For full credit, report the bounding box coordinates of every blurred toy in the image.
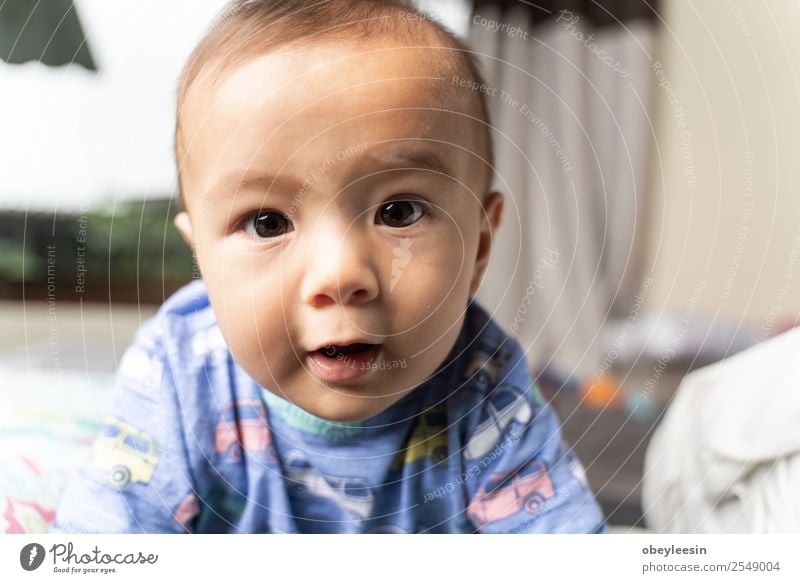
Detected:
[624,391,659,422]
[579,373,623,409]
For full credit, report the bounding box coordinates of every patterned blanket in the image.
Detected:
[0,366,111,533]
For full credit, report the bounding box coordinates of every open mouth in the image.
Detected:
[306,342,384,383]
[313,343,379,359]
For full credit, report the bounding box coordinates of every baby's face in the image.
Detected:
[176,42,502,421]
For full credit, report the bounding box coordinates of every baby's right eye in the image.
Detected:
[243,210,294,239]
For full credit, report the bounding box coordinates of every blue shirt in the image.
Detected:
[53,280,606,534]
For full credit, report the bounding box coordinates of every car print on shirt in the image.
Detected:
[117,346,163,398]
[463,346,508,391]
[215,398,274,461]
[464,385,532,460]
[92,417,158,487]
[173,492,200,531]
[467,461,555,525]
[191,326,229,365]
[391,405,449,471]
[283,451,374,520]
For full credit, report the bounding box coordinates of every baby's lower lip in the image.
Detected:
[306,344,383,383]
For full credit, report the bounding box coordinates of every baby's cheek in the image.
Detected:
[218,303,298,380]
[385,238,471,346]
[392,232,470,303]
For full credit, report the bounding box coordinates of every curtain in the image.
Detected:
[470,0,659,381]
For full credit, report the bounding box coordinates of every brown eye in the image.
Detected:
[376,200,425,228]
[246,211,293,238]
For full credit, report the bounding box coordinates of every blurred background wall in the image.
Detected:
[646,0,800,332]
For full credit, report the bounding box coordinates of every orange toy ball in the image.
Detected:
[580,374,623,409]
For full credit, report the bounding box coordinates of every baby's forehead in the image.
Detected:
[253,44,459,101]
[188,40,479,132]
[188,45,482,158]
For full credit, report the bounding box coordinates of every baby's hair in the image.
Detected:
[174,0,495,208]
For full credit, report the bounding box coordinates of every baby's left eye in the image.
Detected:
[243,210,294,239]
[375,200,425,228]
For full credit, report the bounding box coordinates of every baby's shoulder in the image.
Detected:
[125,279,226,369]
[132,278,214,339]
[448,301,542,427]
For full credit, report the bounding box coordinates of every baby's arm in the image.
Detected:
[52,322,197,533]
[461,341,606,534]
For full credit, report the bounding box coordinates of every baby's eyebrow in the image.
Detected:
[204,147,458,204]
[204,172,303,203]
[349,148,458,183]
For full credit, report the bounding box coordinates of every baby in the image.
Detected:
[53,0,605,533]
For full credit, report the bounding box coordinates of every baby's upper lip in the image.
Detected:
[308,339,382,352]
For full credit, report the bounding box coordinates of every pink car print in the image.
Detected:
[467,462,555,525]
[215,399,273,461]
[173,493,200,531]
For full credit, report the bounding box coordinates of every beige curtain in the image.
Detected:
[470,1,658,380]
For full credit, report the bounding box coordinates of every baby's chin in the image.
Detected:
[273,383,414,423]
[304,402,389,423]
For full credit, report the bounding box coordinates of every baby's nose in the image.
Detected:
[300,226,379,308]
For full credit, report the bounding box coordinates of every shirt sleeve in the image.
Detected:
[51,319,198,534]
[460,338,607,534]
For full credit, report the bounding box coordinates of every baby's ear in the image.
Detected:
[469,191,504,296]
[173,211,195,248]
[482,191,504,231]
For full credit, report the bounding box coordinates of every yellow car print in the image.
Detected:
[392,406,448,470]
[92,417,158,487]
